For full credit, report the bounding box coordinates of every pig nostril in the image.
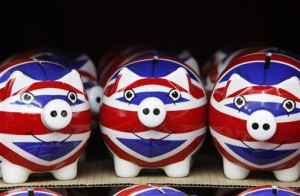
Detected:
[61,110,68,117]
[50,111,57,117]
[153,108,160,115]
[252,123,259,130]
[263,123,270,131]
[143,108,150,115]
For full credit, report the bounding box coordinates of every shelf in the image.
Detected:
[0,156,299,191]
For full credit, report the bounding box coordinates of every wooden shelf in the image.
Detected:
[0,156,299,190]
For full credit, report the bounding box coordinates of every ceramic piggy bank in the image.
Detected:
[237,185,300,196]
[202,46,277,95]
[209,50,300,181]
[99,48,207,177]
[4,51,103,116]
[113,184,187,196]
[0,57,91,183]
[0,187,62,196]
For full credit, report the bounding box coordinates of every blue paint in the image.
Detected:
[220,62,300,85]
[0,61,72,83]
[243,188,299,196]
[117,138,186,158]
[226,143,297,165]
[225,101,300,117]
[135,188,186,196]
[110,59,199,82]
[12,95,84,108]
[116,91,189,105]
[14,141,81,161]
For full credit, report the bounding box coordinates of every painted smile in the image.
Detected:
[239,139,285,151]
[26,130,73,143]
[129,130,174,141]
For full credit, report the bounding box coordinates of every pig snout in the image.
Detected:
[41,100,72,130]
[138,97,166,128]
[246,110,277,141]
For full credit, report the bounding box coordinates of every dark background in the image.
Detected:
[0,1,299,195]
[1,0,300,64]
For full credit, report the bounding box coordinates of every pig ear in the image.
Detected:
[226,73,252,97]
[178,49,200,75]
[165,67,190,92]
[76,54,97,80]
[183,57,200,75]
[116,67,141,91]
[276,76,300,98]
[10,71,36,95]
[58,69,84,92]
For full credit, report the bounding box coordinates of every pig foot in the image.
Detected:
[274,162,300,182]
[223,156,250,179]
[164,156,191,177]
[52,160,78,180]
[114,155,141,177]
[1,160,30,183]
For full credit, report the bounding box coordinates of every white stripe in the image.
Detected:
[101,126,206,162]
[103,94,206,111]
[0,131,90,166]
[210,128,300,169]
[211,94,300,122]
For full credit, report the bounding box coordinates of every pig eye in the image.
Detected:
[124,89,135,102]
[67,91,78,104]
[282,99,295,113]
[21,92,35,104]
[234,95,246,110]
[169,89,181,102]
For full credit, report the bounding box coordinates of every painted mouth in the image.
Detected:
[26,130,73,143]
[129,130,174,141]
[239,139,285,151]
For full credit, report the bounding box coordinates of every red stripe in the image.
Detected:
[0,140,89,171]
[224,53,300,75]
[12,81,84,96]
[115,185,153,195]
[225,86,300,102]
[212,136,300,171]
[100,103,207,133]
[104,77,205,99]
[0,110,91,134]
[209,105,300,143]
[78,70,97,82]
[103,133,204,167]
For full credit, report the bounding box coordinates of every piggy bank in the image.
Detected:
[0,187,62,196]
[0,57,91,183]
[99,48,207,177]
[3,51,103,116]
[202,46,277,95]
[209,49,300,181]
[237,185,300,196]
[113,184,187,196]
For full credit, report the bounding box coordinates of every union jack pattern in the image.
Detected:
[100,48,207,177]
[209,48,300,181]
[0,57,91,183]
[0,187,62,196]
[113,184,187,196]
[237,185,300,196]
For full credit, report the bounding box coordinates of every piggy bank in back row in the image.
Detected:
[99,47,207,177]
[0,57,91,183]
[209,48,300,181]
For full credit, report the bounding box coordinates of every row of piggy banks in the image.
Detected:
[0,45,298,184]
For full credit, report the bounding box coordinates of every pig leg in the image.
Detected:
[164,156,191,177]
[1,160,30,183]
[274,162,300,182]
[223,156,250,179]
[52,160,78,180]
[114,155,141,177]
